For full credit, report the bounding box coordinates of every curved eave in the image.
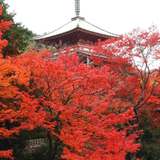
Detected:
[35,28,79,41]
[77,27,115,39]
[35,27,115,43]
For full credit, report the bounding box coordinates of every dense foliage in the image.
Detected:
[92,26,160,129]
[0,4,160,160]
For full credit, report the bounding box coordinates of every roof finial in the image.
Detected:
[75,0,80,17]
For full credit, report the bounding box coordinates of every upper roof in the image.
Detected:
[34,16,119,41]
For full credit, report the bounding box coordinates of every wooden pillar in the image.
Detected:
[87,57,90,65]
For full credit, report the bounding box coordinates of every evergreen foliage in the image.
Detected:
[0,0,34,57]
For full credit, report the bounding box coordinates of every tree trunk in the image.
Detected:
[130,153,136,160]
[52,139,59,160]
[47,131,53,160]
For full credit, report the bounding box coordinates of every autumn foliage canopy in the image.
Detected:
[0,4,160,160]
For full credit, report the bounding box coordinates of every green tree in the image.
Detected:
[0,0,34,57]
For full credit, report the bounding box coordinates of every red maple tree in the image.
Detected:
[0,4,146,159]
[0,5,14,159]
[92,25,160,130]
[0,6,46,159]
[15,50,142,160]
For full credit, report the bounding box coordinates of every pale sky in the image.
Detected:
[4,0,160,36]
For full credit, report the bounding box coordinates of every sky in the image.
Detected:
[4,0,160,36]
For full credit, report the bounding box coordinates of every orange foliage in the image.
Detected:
[0,6,32,159]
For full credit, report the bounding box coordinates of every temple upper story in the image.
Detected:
[34,0,119,61]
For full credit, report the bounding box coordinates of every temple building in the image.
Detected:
[34,0,118,64]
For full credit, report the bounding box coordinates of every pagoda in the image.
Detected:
[34,0,118,64]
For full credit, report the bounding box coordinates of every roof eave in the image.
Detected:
[34,27,116,43]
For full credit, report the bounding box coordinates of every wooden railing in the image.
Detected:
[26,138,47,148]
[53,44,95,55]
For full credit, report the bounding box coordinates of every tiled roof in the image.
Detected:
[34,16,119,40]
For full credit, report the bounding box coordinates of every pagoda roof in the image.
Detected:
[34,16,119,41]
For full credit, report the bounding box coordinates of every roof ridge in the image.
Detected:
[84,19,119,37]
[34,20,72,40]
